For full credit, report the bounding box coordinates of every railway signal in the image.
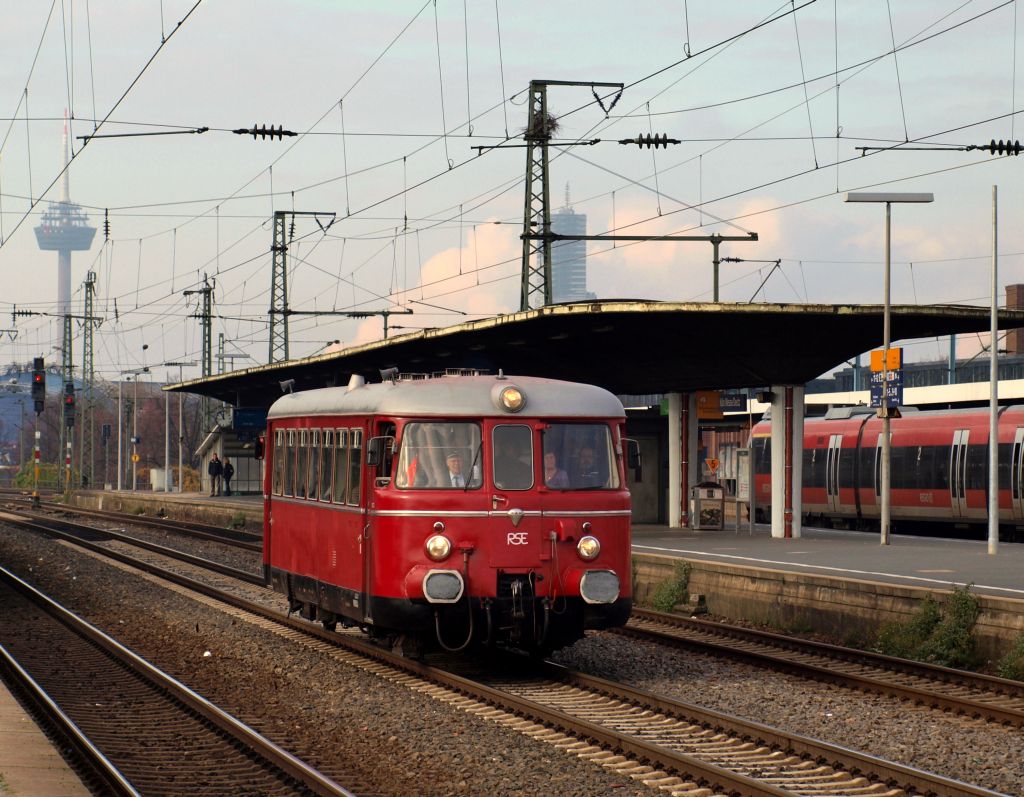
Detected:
[31,357,45,415]
[64,382,76,428]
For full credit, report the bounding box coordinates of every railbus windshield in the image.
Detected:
[541,423,619,490]
[394,421,483,489]
[393,420,620,491]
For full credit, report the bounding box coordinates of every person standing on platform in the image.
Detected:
[223,457,234,497]
[208,454,223,497]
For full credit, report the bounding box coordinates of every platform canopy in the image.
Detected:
[167,301,1024,407]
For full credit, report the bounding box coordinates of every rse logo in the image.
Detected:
[506,532,529,546]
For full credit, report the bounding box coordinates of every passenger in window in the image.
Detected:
[571,446,603,488]
[494,436,532,489]
[543,451,569,488]
[446,451,468,488]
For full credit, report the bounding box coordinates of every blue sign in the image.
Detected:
[232,407,268,431]
[870,369,903,408]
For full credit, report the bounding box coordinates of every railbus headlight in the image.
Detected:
[425,534,453,561]
[499,386,525,412]
[577,535,601,561]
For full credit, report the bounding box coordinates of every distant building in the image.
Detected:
[550,186,596,303]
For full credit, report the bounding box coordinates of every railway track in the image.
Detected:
[0,495,262,550]
[0,516,1005,796]
[622,608,1024,728]
[0,565,354,797]
[0,507,263,585]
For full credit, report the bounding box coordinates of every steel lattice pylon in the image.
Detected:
[268,211,289,363]
[80,271,96,487]
[58,313,73,491]
[520,82,553,311]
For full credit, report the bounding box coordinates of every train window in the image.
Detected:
[308,430,321,501]
[296,430,309,498]
[283,430,296,497]
[272,430,285,496]
[348,429,362,505]
[541,424,619,490]
[394,422,482,489]
[333,430,349,505]
[320,430,334,502]
[492,425,534,490]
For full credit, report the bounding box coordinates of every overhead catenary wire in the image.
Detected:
[16,2,1024,372]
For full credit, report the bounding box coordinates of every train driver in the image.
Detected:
[446,451,468,488]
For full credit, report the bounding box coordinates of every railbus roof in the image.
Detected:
[267,373,625,421]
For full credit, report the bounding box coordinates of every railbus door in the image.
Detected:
[825,434,842,512]
[1011,428,1024,520]
[872,433,882,510]
[950,429,970,518]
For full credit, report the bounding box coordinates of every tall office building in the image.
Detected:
[550,186,595,303]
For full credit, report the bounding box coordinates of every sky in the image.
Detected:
[0,0,1022,386]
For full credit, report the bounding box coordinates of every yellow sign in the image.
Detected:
[870,347,902,372]
[706,457,720,474]
[696,390,723,420]
[131,453,140,463]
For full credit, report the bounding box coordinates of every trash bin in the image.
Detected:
[690,481,724,530]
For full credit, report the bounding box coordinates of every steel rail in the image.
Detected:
[0,644,141,797]
[625,608,1024,728]
[0,565,356,797]
[0,516,1003,796]
[535,660,1004,797]
[24,497,261,549]
[0,508,262,585]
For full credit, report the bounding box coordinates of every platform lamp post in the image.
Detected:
[164,361,197,493]
[844,192,934,546]
[119,366,149,492]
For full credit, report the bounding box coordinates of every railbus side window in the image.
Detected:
[283,430,295,497]
[348,429,362,505]
[320,430,334,502]
[272,430,285,495]
[333,430,349,505]
[308,430,321,500]
[296,430,309,498]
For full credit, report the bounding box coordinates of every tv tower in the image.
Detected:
[34,117,96,324]
[34,117,96,491]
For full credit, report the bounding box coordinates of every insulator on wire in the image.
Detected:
[232,124,298,141]
[985,139,1022,156]
[618,133,681,149]
[103,209,110,241]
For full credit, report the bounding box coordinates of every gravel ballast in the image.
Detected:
[0,525,656,797]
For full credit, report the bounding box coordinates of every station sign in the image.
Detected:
[869,368,903,408]
[233,407,269,431]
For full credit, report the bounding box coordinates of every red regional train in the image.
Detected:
[262,371,634,654]
[751,405,1024,538]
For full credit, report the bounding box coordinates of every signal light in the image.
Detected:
[64,382,75,428]
[31,357,45,414]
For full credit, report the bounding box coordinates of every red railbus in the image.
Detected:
[263,371,634,654]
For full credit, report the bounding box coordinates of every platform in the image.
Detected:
[633,523,1024,599]
[632,523,1024,661]
[0,679,91,797]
